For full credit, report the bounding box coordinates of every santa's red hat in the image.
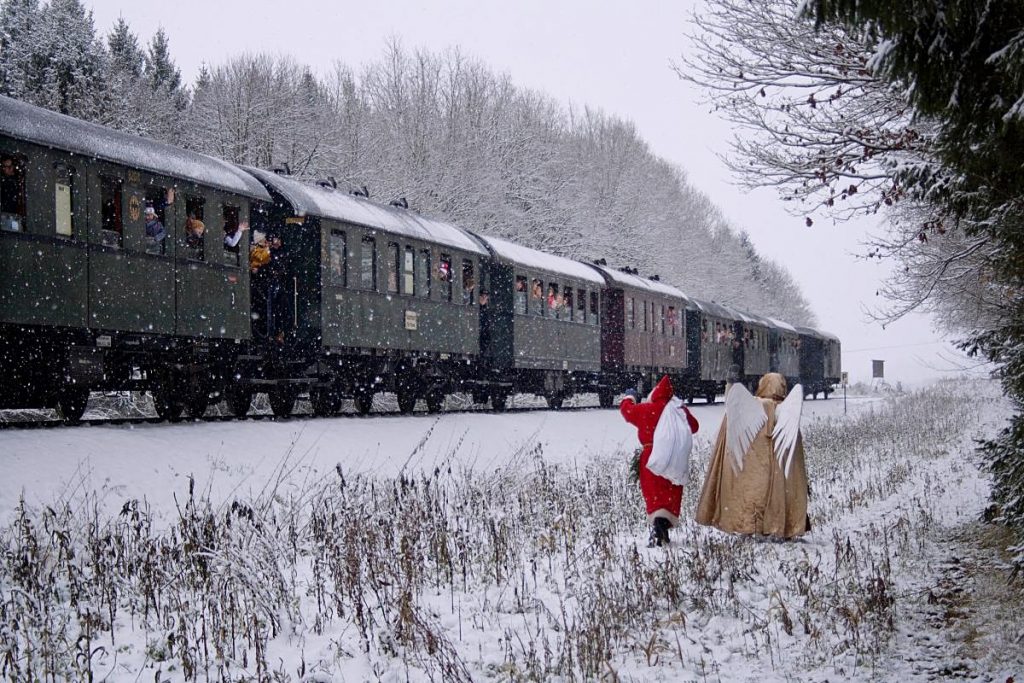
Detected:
[647,375,674,404]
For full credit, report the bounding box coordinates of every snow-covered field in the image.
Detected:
[1,381,1021,681]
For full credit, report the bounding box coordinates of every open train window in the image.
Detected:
[576,288,586,323]
[142,187,170,255]
[642,299,648,331]
[515,276,527,314]
[462,259,475,304]
[589,291,599,325]
[531,278,544,316]
[627,297,635,329]
[417,248,430,298]
[222,204,242,266]
[668,306,678,336]
[439,254,453,301]
[99,175,122,247]
[54,163,74,238]
[0,154,27,232]
[361,236,377,290]
[387,242,400,293]
[329,230,347,286]
[660,305,666,335]
[404,247,416,295]
[184,195,205,261]
[563,287,574,321]
[547,283,560,316]
[652,302,658,335]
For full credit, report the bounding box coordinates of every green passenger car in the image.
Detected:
[0,96,270,420]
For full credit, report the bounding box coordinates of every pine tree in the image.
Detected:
[805,0,1024,574]
[0,0,40,99]
[145,27,181,93]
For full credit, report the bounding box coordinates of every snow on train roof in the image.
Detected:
[767,317,798,332]
[688,298,738,319]
[794,325,840,341]
[246,168,485,255]
[473,235,604,284]
[591,266,689,300]
[0,96,270,200]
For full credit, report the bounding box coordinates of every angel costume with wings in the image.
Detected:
[695,373,810,539]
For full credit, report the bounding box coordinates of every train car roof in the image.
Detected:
[246,167,485,255]
[794,325,840,342]
[767,317,798,333]
[471,234,605,285]
[686,298,737,319]
[0,96,271,201]
[590,266,690,300]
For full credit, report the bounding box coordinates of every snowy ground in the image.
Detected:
[1,381,1021,681]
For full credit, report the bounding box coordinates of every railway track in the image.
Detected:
[0,399,634,431]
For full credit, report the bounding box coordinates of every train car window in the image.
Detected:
[222,204,242,266]
[642,299,648,331]
[627,297,635,329]
[660,305,666,335]
[439,253,453,301]
[184,195,205,261]
[417,248,430,298]
[462,259,475,304]
[328,230,347,286]
[576,288,586,323]
[531,278,543,316]
[403,246,416,296]
[668,306,677,336]
[515,276,527,314]
[143,188,169,255]
[563,287,574,321]
[360,236,377,290]
[53,163,74,237]
[589,291,599,325]
[99,175,122,247]
[0,154,27,232]
[387,242,400,293]
[547,283,560,316]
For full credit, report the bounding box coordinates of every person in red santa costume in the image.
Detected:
[620,375,699,546]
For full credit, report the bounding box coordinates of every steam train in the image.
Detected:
[0,95,841,422]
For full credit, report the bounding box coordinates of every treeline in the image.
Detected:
[0,0,815,325]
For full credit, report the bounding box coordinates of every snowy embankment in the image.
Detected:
[0,382,1020,681]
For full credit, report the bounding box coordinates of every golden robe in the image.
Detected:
[695,375,809,539]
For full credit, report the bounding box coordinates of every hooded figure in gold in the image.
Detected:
[695,373,809,539]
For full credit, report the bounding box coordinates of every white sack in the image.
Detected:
[646,396,693,485]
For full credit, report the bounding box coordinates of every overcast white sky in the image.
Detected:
[83,0,981,385]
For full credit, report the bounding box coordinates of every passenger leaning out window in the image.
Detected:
[144,187,174,253]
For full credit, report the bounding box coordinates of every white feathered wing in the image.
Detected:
[772,384,804,478]
[721,383,767,474]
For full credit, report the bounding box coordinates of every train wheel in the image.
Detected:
[426,392,444,414]
[153,390,184,421]
[396,390,417,414]
[226,388,252,416]
[547,394,564,410]
[269,387,296,417]
[184,390,210,419]
[598,390,614,408]
[491,393,508,411]
[56,388,89,423]
[353,392,373,415]
[471,390,489,405]
[311,388,342,416]
[705,392,716,404]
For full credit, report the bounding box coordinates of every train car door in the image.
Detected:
[88,167,175,335]
[175,191,250,339]
[0,143,88,329]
